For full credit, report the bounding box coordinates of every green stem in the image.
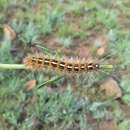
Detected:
[0,63,114,70]
[38,75,64,88]
[99,64,113,69]
[0,64,26,70]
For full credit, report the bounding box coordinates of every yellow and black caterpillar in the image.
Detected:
[23,53,108,74]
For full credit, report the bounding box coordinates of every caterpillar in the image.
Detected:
[23,53,113,74]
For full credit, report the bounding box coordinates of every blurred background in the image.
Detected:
[0,0,130,130]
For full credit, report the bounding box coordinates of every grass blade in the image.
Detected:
[38,75,64,88]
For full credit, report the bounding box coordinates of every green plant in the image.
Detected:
[28,86,94,130]
[20,22,39,45]
[11,20,40,45]
[87,101,113,119]
[0,40,13,63]
[0,0,10,10]
[109,33,130,68]
[11,19,26,34]
[120,76,130,107]
[65,0,85,16]
[57,23,74,38]
[96,9,118,29]
[31,5,65,34]
[57,37,73,48]
[118,120,130,130]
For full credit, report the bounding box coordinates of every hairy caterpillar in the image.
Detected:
[23,53,113,74]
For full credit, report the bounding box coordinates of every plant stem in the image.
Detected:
[38,75,64,88]
[100,64,113,69]
[0,64,26,70]
[0,64,114,71]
